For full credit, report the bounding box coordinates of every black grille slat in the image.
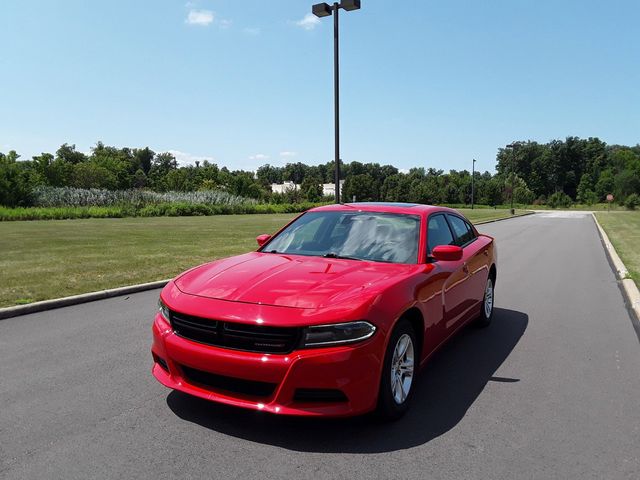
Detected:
[181,365,276,398]
[169,310,300,354]
[224,324,293,338]
[174,317,218,329]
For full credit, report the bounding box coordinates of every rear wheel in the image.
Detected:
[476,275,495,328]
[377,319,417,420]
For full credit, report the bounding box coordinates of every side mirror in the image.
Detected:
[256,234,271,247]
[431,245,463,262]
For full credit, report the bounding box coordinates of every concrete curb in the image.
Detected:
[0,210,535,321]
[592,213,640,322]
[0,279,170,321]
[474,211,536,225]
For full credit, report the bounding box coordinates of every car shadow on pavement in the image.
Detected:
[166,307,528,453]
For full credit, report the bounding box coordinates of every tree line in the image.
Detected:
[1,137,639,208]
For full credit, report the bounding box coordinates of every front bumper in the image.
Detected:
[151,313,384,417]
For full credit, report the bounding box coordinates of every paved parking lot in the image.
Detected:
[1,213,639,479]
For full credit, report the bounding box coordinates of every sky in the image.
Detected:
[1,0,638,174]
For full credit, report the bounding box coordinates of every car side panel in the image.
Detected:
[463,235,493,308]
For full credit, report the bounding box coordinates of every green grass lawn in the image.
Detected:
[0,208,527,307]
[595,211,640,287]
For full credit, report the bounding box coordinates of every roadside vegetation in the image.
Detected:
[0,202,323,221]
[2,137,639,217]
[0,208,525,307]
[595,212,640,287]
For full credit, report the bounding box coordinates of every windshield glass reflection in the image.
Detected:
[264,211,420,264]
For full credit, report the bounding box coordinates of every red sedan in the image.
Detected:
[152,203,497,419]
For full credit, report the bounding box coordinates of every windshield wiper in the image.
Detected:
[323,252,362,261]
[264,249,280,254]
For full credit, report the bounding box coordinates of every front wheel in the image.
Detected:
[476,275,495,328]
[376,319,417,420]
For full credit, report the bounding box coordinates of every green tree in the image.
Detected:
[595,169,615,201]
[56,144,87,165]
[72,162,117,189]
[300,176,323,202]
[0,151,39,206]
[343,174,376,202]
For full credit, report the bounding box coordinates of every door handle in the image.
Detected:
[463,263,469,274]
[483,250,489,256]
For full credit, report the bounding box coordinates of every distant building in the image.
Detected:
[271,180,344,197]
[321,181,345,197]
[270,181,299,194]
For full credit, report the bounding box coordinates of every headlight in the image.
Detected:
[301,321,376,347]
[158,299,171,323]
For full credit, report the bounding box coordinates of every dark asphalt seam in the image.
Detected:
[590,216,640,344]
[473,211,536,225]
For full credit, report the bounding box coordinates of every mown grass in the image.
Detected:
[0,208,527,307]
[595,211,640,287]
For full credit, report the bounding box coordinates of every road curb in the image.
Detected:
[0,279,170,321]
[474,211,535,225]
[591,213,640,322]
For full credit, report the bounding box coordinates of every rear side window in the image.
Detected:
[447,215,476,247]
[427,214,455,253]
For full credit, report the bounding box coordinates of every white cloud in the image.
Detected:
[242,27,261,36]
[279,151,297,158]
[168,150,215,166]
[399,168,410,174]
[219,19,233,29]
[249,153,269,161]
[295,13,321,30]
[186,9,214,26]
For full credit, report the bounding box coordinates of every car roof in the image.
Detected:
[309,202,459,215]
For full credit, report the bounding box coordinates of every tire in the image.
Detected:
[376,319,417,421]
[476,274,495,328]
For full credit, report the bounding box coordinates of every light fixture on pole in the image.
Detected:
[312,0,361,203]
[471,158,476,210]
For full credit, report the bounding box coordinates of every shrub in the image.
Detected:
[625,193,640,210]
[0,202,328,221]
[547,192,573,209]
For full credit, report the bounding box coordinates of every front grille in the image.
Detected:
[170,310,300,354]
[181,365,276,398]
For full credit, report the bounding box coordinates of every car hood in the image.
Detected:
[174,252,420,310]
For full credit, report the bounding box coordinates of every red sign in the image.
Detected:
[606,194,614,202]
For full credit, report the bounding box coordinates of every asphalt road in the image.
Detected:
[1,212,639,479]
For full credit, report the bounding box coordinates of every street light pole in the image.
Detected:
[506,142,517,214]
[471,158,476,209]
[312,0,361,203]
[333,3,340,203]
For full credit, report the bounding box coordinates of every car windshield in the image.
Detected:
[263,211,420,264]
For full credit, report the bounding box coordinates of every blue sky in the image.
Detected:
[1,0,638,174]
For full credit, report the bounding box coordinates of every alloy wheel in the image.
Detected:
[390,333,414,404]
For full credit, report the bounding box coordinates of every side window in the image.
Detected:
[464,220,477,240]
[427,214,455,253]
[447,215,475,247]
